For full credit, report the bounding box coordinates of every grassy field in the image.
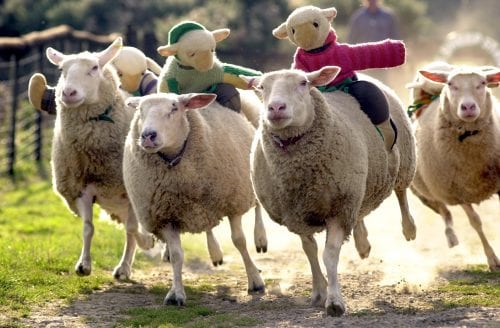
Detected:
[0,171,261,327]
[1,168,499,327]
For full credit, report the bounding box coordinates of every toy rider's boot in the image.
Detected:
[28,73,56,115]
[376,118,398,152]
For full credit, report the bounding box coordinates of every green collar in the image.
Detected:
[89,105,114,123]
[407,93,440,118]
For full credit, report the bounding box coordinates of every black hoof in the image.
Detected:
[326,303,345,317]
[248,285,265,294]
[256,246,268,253]
[75,264,91,276]
[164,298,185,306]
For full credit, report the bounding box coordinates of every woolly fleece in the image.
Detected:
[123,102,257,235]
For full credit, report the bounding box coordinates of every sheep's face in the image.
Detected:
[46,37,123,109]
[420,67,500,123]
[158,29,230,72]
[55,55,103,108]
[273,6,336,51]
[126,93,216,154]
[445,72,490,122]
[242,66,341,131]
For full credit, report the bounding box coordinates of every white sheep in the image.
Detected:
[406,61,455,119]
[410,65,500,271]
[123,92,265,306]
[47,37,154,280]
[241,66,417,316]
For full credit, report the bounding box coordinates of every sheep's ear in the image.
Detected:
[125,96,142,110]
[322,7,337,21]
[239,75,261,89]
[46,47,65,66]
[157,44,178,57]
[306,66,341,86]
[419,70,448,84]
[179,93,216,110]
[272,23,289,40]
[97,37,123,68]
[486,70,500,88]
[212,29,230,43]
[405,81,423,89]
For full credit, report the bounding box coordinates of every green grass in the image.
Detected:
[438,265,500,308]
[118,284,259,328]
[0,177,150,325]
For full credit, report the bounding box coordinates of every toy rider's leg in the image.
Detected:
[28,73,56,115]
[349,80,397,152]
[213,83,241,113]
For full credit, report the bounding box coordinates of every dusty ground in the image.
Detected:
[21,194,499,327]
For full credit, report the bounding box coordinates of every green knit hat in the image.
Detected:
[168,21,206,45]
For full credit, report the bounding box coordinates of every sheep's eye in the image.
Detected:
[291,28,295,34]
[171,105,178,112]
[211,49,215,53]
[91,65,98,71]
[117,71,123,77]
[189,52,195,57]
[257,84,264,91]
[300,80,307,86]
[313,22,319,28]
[477,81,486,89]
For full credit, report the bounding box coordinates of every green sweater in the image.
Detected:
[163,57,261,94]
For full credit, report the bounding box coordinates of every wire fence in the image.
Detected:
[0,25,123,178]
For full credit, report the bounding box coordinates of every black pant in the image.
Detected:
[348,80,389,125]
[212,83,241,113]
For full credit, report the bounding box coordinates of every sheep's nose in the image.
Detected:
[62,88,77,97]
[268,101,287,112]
[141,130,157,141]
[461,102,476,112]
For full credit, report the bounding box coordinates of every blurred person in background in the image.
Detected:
[348,0,401,84]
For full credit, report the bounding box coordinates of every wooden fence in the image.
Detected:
[0,25,122,177]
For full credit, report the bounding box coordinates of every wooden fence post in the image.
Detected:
[7,54,19,176]
[34,46,44,162]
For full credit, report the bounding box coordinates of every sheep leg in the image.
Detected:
[461,204,500,271]
[206,229,223,266]
[437,204,459,248]
[353,220,371,259]
[113,206,153,280]
[300,234,327,307]
[74,187,95,276]
[161,242,170,262]
[128,207,155,250]
[323,218,346,317]
[395,188,417,241]
[254,203,268,253]
[161,223,186,306]
[228,215,265,293]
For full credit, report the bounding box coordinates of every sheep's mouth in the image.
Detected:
[62,97,84,108]
[139,139,160,153]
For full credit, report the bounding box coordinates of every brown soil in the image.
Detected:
[21,195,500,327]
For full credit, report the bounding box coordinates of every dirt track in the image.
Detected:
[22,194,499,327]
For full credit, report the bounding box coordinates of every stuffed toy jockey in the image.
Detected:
[157,21,261,112]
[28,46,162,114]
[273,5,406,152]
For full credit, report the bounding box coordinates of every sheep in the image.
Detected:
[47,37,154,280]
[409,65,500,271]
[406,61,455,119]
[123,92,265,306]
[240,66,417,316]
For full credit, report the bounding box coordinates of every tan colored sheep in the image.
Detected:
[241,66,416,316]
[410,65,500,271]
[123,92,265,306]
[47,37,153,280]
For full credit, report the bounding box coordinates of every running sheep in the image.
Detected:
[47,37,154,280]
[123,92,265,306]
[410,65,500,271]
[241,66,416,316]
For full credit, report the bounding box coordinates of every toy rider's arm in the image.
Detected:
[345,39,406,71]
[222,64,261,90]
